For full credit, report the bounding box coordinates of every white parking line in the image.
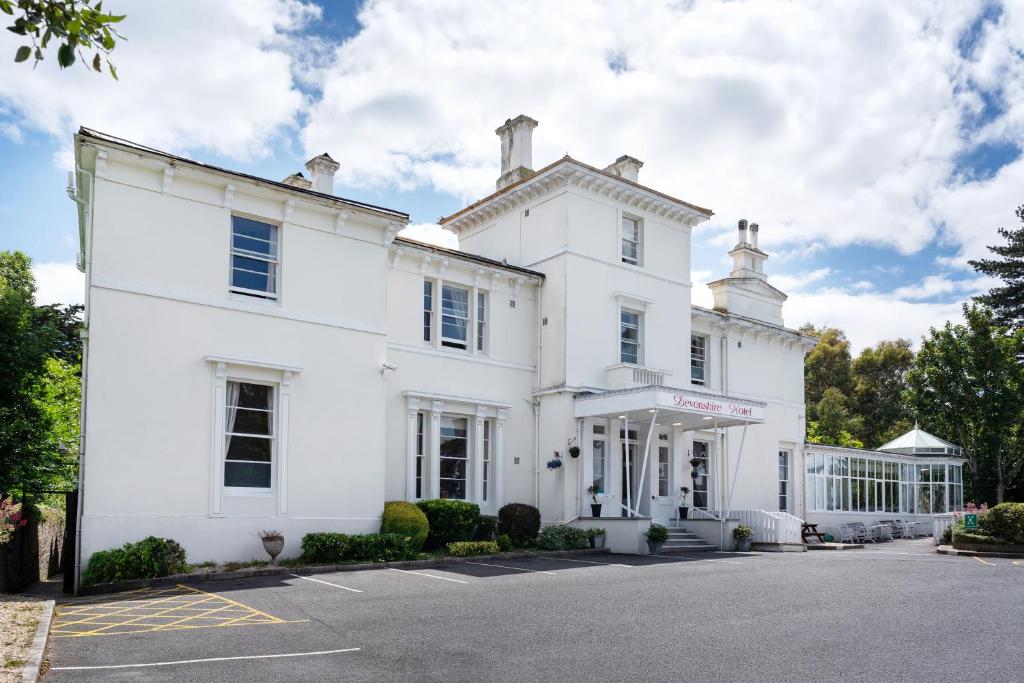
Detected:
[388,568,469,584]
[50,648,361,671]
[706,559,744,565]
[464,561,558,576]
[537,556,632,568]
[291,573,362,593]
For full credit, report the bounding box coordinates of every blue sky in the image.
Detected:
[2,0,1022,351]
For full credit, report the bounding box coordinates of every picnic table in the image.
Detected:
[802,522,827,544]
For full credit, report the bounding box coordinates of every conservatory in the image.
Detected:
[803,427,965,534]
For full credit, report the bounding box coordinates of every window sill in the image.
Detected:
[223,487,275,497]
[229,289,279,304]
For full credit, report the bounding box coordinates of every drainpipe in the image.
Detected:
[68,163,95,595]
[533,280,543,511]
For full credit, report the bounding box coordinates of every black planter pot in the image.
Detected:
[678,506,689,520]
[590,503,602,517]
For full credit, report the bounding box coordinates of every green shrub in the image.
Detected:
[446,541,501,557]
[300,532,419,564]
[416,499,481,550]
[537,525,590,550]
[978,503,1024,545]
[475,515,498,541]
[644,523,669,543]
[381,501,429,551]
[498,503,541,546]
[82,536,188,585]
[496,534,513,552]
[733,525,752,539]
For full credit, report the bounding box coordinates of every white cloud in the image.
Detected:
[302,0,1021,265]
[397,223,458,249]
[0,0,320,161]
[890,274,993,300]
[785,288,966,353]
[32,261,84,305]
[771,268,832,294]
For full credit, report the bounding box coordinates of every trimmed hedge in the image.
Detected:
[498,503,541,547]
[416,499,481,550]
[496,534,513,552]
[300,532,420,564]
[979,503,1024,545]
[83,537,188,586]
[537,525,590,550]
[381,501,430,551]
[446,541,501,557]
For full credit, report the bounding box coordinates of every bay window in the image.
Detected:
[441,285,470,350]
[439,416,469,499]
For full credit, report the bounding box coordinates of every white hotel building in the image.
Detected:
[70,116,963,579]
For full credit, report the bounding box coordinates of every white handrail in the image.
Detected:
[605,494,640,518]
[688,507,720,521]
[726,509,803,544]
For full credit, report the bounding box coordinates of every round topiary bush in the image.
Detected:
[498,503,541,547]
[416,499,481,550]
[380,501,430,551]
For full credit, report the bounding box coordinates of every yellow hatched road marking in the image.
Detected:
[52,584,305,638]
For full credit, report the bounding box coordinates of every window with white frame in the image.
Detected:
[439,416,468,499]
[441,285,470,349]
[691,334,707,385]
[620,309,641,364]
[621,215,642,265]
[657,433,670,497]
[415,412,425,499]
[224,381,275,489]
[778,450,790,512]
[476,291,487,352]
[423,281,433,343]
[805,454,963,514]
[230,216,279,299]
[592,425,607,494]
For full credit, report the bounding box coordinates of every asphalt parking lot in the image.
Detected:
[44,540,1024,682]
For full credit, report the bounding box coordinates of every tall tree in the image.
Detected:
[806,387,864,449]
[800,324,853,421]
[850,339,914,449]
[907,305,1024,503]
[2,0,125,77]
[970,204,1024,329]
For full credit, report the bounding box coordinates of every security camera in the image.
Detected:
[380,361,398,375]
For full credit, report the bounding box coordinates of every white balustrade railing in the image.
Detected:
[932,513,956,546]
[632,367,665,386]
[687,507,720,521]
[728,509,804,544]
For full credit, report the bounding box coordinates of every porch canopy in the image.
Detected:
[574,386,767,522]
[574,386,766,429]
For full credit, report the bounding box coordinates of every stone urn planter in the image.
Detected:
[259,530,285,565]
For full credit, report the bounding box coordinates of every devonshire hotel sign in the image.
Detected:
[660,391,765,422]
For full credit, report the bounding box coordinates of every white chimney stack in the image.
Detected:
[305,153,340,195]
[604,155,644,183]
[737,218,748,245]
[749,222,759,249]
[495,115,539,190]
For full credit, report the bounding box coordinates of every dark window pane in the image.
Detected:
[224,461,271,488]
[236,383,272,409]
[439,478,466,500]
[439,458,466,479]
[226,435,272,462]
[232,216,276,245]
[230,407,272,435]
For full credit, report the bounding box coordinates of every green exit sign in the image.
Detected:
[964,513,978,529]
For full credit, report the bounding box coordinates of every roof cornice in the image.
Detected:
[691,305,816,348]
[440,156,713,234]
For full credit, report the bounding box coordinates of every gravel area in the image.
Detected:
[0,594,43,682]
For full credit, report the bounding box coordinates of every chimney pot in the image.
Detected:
[749,222,759,249]
[305,153,340,195]
[737,218,748,244]
[495,115,539,190]
[603,155,644,183]
[282,172,312,190]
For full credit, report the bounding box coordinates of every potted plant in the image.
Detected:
[678,486,690,520]
[546,454,563,470]
[733,525,752,552]
[259,529,285,565]
[585,484,602,517]
[587,527,607,549]
[643,523,669,554]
